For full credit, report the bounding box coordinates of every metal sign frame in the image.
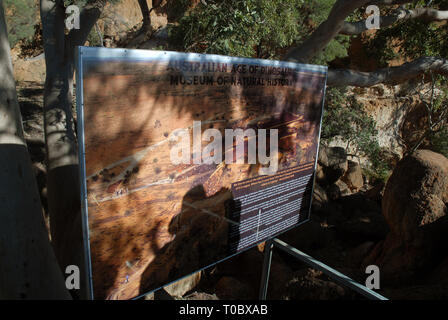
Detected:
[75,46,328,300]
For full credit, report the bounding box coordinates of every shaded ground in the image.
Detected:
[18,81,48,227]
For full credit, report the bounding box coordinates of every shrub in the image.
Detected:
[4,0,37,47]
[430,127,448,158]
[322,88,391,183]
[169,0,349,63]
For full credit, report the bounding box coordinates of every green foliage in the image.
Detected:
[366,0,448,66]
[87,27,102,46]
[169,0,349,63]
[427,77,448,157]
[165,0,191,22]
[307,0,350,64]
[404,74,448,157]
[4,0,37,47]
[4,1,121,48]
[430,126,448,158]
[63,0,121,6]
[322,88,391,182]
[311,35,350,65]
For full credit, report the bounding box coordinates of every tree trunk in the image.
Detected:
[40,0,104,299]
[0,0,70,299]
[327,57,448,87]
[138,0,151,31]
[284,0,371,63]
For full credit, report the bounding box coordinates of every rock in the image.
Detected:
[382,149,448,242]
[363,229,447,285]
[363,151,448,284]
[318,146,348,185]
[183,292,219,300]
[283,269,354,300]
[428,257,448,285]
[336,209,389,243]
[338,193,381,215]
[384,284,448,300]
[100,0,144,37]
[279,219,333,252]
[214,247,294,299]
[140,26,170,50]
[150,12,169,30]
[144,288,175,300]
[215,277,253,299]
[348,241,375,266]
[10,47,45,83]
[143,292,155,300]
[312,183,329,212]
[373,84,385,97]
[318,146,329,166]
[315,163,326,185]
[164,271,202,298]
[154,288,175,300]
[362,233,415,283]
[363,182,385,204]
[215,248,264,291]
[335,193,388,241]
[328,180,350,200]
[341,160,364,191]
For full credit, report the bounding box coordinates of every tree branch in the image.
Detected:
[40,0,66,76]
[66,0,106,48]
[283,0,416,63]
[327,56,448,87]
[284,0,373,63]
[340,7,448,35]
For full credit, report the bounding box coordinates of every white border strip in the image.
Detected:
[78,46,328,74]
[75,46,94,300]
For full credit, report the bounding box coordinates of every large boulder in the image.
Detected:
[363,150,448,284]
[100,0,144,37]
[183,292,219,300]
[382,149,448,242]
[327,180,351,200]
[341,160,364,192]
[312,183,329,212]
[164,271,202,298]
[315,163,326,185]
[318,146,348,185]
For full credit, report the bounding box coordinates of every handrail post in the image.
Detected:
[259,238,274,300]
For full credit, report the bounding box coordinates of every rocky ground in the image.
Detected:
[147,146,448,301]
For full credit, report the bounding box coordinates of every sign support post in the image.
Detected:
[258,238,388,300]
[258,239,274,300]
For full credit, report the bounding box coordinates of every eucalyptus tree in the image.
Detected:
[0,0,70,299]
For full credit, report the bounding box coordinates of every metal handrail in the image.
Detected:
[259,238,388,300]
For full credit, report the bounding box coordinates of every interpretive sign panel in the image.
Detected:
[75,47,327,299]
